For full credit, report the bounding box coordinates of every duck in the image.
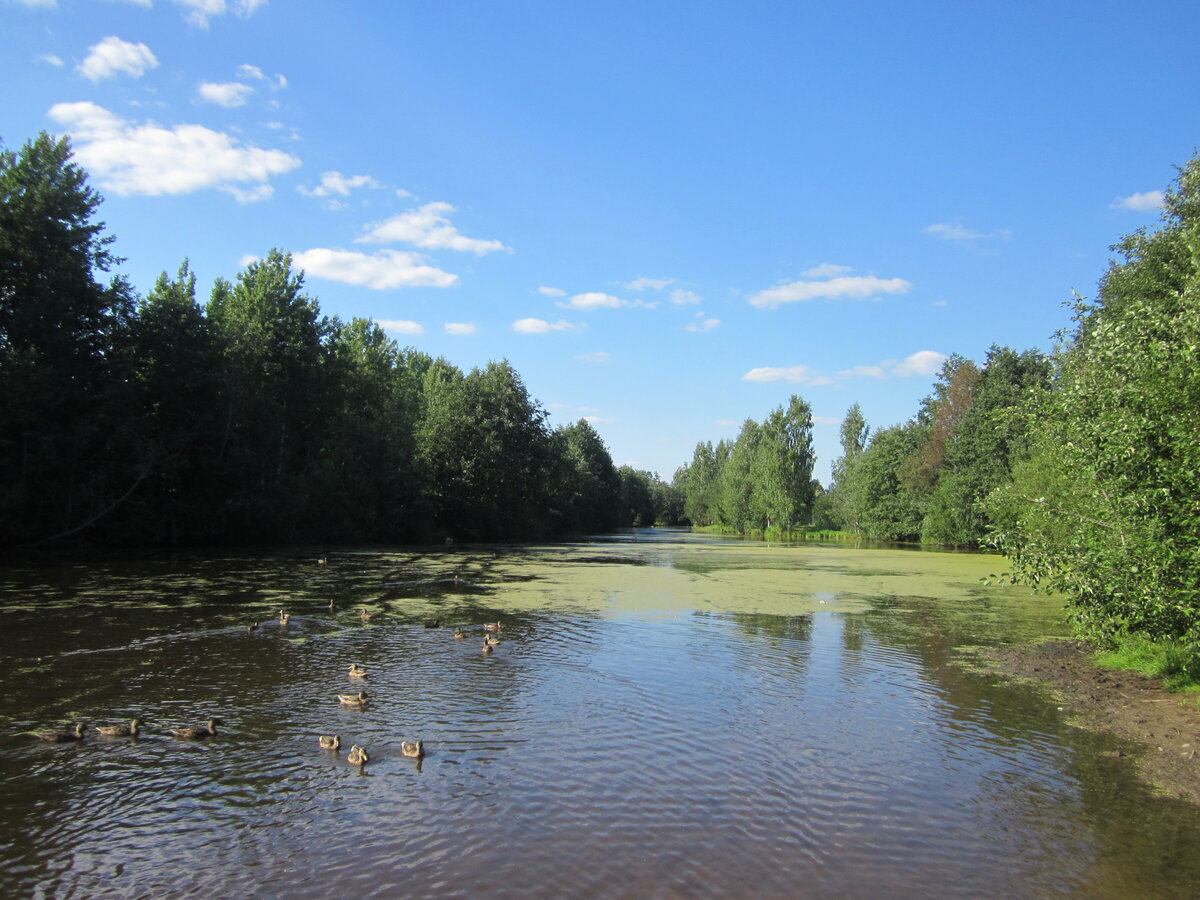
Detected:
[482,640,493,654]
[278,609,290,625]
[401,739,424,759]
[347,744,368,765]
[484,633,500,647]
[358,608,372,623]
[424,619,442,629]
[172,718,219,740]
[34,722,85,742]
[318,734,341,750]
[453,627,465,640]
[484,622,502,632]
[317,556,328,565]
[96,717,143,737]
[347,664,367,679]
[338,691,369,706]
[247,621,261,632]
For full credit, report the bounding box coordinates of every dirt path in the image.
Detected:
[981,639,1200,805]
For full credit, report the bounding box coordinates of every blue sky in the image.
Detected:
[3,0,1197,484]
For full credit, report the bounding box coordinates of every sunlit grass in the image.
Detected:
[1093,634,1200,694]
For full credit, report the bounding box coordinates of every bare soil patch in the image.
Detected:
[981,638,1200,804]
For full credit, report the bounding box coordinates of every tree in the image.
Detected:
[0,133,136,544]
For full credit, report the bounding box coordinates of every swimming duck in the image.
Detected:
[401,739,424,759]
[96,717,143,737]
[482,640,493,654]
[347,664,367,679]
[484,622,502,632]
[317,556,328,565]
[278,609,290,625]
[453,627,465,640]
[35,723,85,742]
[318,734,341,750]
[338,692,369,706]
[172,718,219,740]
[484,633,500,647]
[247,621,260,632]
[347,745,368,765]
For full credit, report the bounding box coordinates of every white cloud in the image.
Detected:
[444,322,477,335]
[812,416,841,426]
[111,0,153,6]
[359,201,508,254]
[685,316,720,332]
[537,285,566,297]
[627,276,672,291]
[77,36,158,82]
[669,289,701,305]
[48,101,300,197]
[512,318,583,334]
[1111,190,1164,212]
[802,263,853,279]
[838,364,886,379]
[222,182,272,203]
[14,0,56,7]
[376,319,425,336]
[748,274,912,309]
[238,254,260,268]
[924,223,1012,242]
[892,350,948,377]
[172,0,265,28]
[576,351,610,363]
[742,365,832,386]
[197,81,254,107]
[298,171,381,208]
[560,292,626,310]
[237,63,287,90]
[39,53,64,67]
[293,248,458,290]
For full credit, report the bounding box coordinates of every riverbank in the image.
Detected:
[977,639,1200,805]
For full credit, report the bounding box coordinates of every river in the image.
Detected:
[2,529,1198,898]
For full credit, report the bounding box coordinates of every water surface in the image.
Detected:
[2,530,1198,898]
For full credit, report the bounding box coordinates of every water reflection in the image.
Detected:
[1,532,1198,898]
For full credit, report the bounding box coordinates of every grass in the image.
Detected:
[1093,634,1200,693]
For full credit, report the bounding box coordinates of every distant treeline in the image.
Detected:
[0,133,673,548]
[676,152,1200,665]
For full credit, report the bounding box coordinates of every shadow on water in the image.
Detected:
[1,530,1199,898]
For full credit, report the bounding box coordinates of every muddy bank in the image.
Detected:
[978,639,1200,805]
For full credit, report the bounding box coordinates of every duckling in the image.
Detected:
[401,739,424,759]
[172,718,219,740]
[34,722,85,742]
[278,609,290,625]
[347,664,367,679]
[347,744,368,765]
[338,691,369,706]
[96,717,143,737]
[453,627,465,640]
[318,734,341,750]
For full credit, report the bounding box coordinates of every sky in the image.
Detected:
[3,0,1198,484]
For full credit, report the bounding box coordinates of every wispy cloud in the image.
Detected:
[293,248,458,289]
[1110,190,1164,212]
[359,202,508,254]
[685,315,720,332]
[626,276,672,291]
[576,351,610,363]
[924,222,1012,242]
[38,53,64,67]
[376,319,425,336]
[801,263,852,279]
[748,272,912,309]
[512,318,583,334]
[298,171,382,209]
[77,36,158,82]
[838,350,948,379]
[197,81,254,107]
[173,0,267,29]
[537,285,566,297]
[47,101,299,198]
[444,322,477,335]
[669,289,701,305]
[557,291,656,310]
[741,365,833,386]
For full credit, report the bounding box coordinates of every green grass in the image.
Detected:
[1093,634,1200,693]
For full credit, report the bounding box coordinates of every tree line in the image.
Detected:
[0,133,665,548]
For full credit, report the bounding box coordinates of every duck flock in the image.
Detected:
[29,591,507,770]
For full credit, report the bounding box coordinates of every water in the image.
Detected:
[2,530,1199,898]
